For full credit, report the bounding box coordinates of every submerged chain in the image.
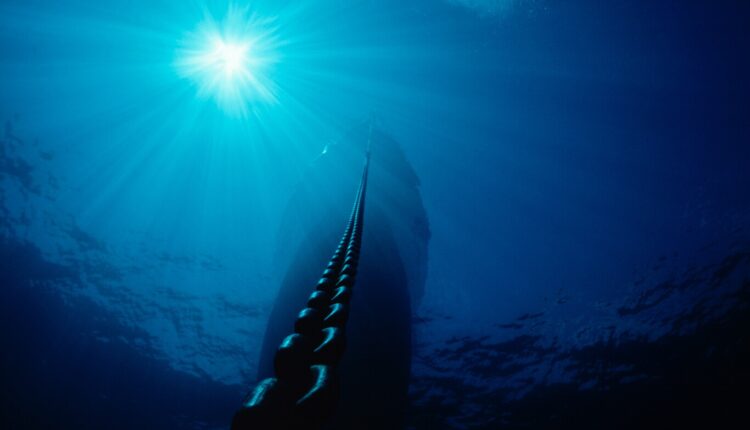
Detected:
[232,151,370,430]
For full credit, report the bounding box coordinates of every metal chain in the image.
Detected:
[232,145,371,430]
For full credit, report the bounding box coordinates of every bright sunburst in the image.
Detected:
[209,39,250,77]
[176,6,279,116]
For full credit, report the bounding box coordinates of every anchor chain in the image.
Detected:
[232,150,370,430]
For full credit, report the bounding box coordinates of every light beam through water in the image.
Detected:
[176,6,280,117]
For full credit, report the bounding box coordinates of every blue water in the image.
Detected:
[2,1,749,428]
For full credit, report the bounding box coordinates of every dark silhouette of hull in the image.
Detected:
[258,124,429,429]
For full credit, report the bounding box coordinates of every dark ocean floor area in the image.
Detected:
[0,236,241,430]
[408,248,750,429]
[410,295,750,429]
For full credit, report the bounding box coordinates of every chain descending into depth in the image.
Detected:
[232,149,371,430]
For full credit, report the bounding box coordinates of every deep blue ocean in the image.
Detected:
[1,1,749,429]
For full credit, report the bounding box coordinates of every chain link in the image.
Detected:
[232,151,370,430]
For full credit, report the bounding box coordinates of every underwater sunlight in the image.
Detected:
[176,5,279,116]
[1,0,749,429]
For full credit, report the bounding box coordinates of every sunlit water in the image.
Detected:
[1,1,749,428]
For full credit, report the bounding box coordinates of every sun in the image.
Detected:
[210,39,250,77]
[176,6,279,116]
